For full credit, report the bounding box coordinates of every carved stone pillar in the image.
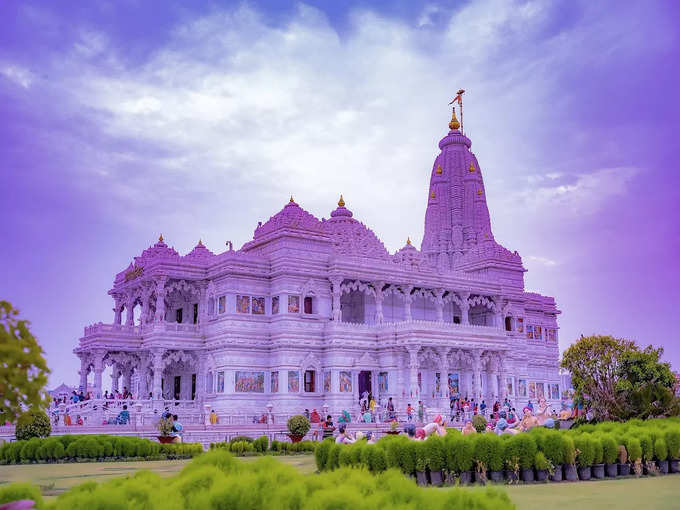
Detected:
[78,354,89,393]
[92,350,106,399]
[437,347,449,408]
[472,349,482,401]
[155,277,168,322]
[198,283,208,325]
[498,356,507,401]
[152,349,165,400]
[403,285,414,322]
[373,281,385,324]
[141,291,151,324]
[458,291,470,325]
[137,354,150,398]
[196,353,207,402]
[125,296,135,326]
[110,362,119,393]
[330,276,343,321]
[493,295,504,329]
[407,347,420,399]
[434,289,445,322]
[113,296,123,325]
[122,368,132,393]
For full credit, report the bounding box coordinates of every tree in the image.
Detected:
[561,335,679,421]
[0,301,50,424]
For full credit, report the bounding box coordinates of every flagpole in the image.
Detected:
[457,88,465,135]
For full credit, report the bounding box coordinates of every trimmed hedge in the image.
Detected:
[0,435,202,464]
[0,450,516,510]
[315,417,680,484]
[209,436,317,457]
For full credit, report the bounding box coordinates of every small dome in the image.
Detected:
[253,199,324,240]
[393,239,425,268]
[184,240,215,262]
[139,236,180,261]
[324,199,389,260]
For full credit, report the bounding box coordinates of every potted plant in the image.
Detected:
[617,444,630,476]
[287,415,311,443]
[386,420,400,435]
[601,435,618,477]
[666,429,680,473]
[534,452,551,482]
[472,414,487,433]
[654,438,669,474]
[415,441,428,486]
[473,435,492,485]
[563,436,579,481]
[503,435,521,483]
[425,436,445,486]
[542,432,564,482]
[574,436,593,480]
[455,437,474,485]
[157,416,175,443]
[627,438,643,477]
[487,436,505,482]
[517,434,537,482]
[591,437,605,479]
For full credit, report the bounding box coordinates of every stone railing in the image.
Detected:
[83,323,143,336]
[329,319,501,334]
[83,322,202,337]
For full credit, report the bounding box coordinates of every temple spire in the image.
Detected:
[338,194,345,207]
[449,107,460,131]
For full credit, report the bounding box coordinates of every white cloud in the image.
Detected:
[1,64,34,88]
[527,255,558,267]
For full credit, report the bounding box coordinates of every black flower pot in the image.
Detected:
[489,470,503,483]
[459,470,473,485]
[592,464,605,479]
[550,464,563,482]
[605,464,618,477]
[504,469,519,483]
[577,466,591,480]
[535,469,548,482]
[521,468,535,482]
[564,464,579,481]
[430,470,443,486]
[657,460,669,474]
[416,471,428,486]
[618,463,631,476]
[474,469,487,485]
[669,459,680,473]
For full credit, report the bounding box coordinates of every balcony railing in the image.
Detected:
[83,322,201,337]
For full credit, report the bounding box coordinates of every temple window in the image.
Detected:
[218,296,226,314]
[453,316,461,324]
[288,295,300,313]
[340,290,365,323]
[206,371,213,393]
[304,370,316,392]
[176,308,183,323]
[236,295,250,313]
[208,297,215,316]
[304,296,313,314]
[272,296,279,314]
[217,371,225,392]
[193,303,198,324]
[505,316,513,331]
[191,374,196,400]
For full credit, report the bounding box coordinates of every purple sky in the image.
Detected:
[1,1,679,388]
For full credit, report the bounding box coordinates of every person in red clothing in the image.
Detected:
[310,408,322,440]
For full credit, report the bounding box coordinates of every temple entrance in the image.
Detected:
[174,376,181,400]
[358,371,372,399]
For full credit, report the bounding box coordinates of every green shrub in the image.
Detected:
[541,431,565,465]
[338,446,352,467]
[535,451,551,471]
[400,440,417,475]
[452,436,475,473]
[327,443,341,470]
[20,438,42,462]
[368,445,387,473]
[253,436,268,453]
[503,435,521,472]
[574,436,594,468]
[314,438,333,471]
[654,438,668,461]
[591,436,604,464]
[349,442,364,467]
[286,415,311,437]
[601,436,618,464]
[665,429,680,459]
[618,445,628,464]
[638,433,654,462]
[627,438,642,462]
[228,436,254,444]
[563,436,577,465]
[15,409,51,441]
[0,482,44,510]
[487,435,504,472]
[384,437,403,469]
[472,414,487,433]
[514,434,537,469]
[424,435,445,471]
[414,441,427,472]
[473,434,493,471]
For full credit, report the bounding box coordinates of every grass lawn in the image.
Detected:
[2,455,678,509]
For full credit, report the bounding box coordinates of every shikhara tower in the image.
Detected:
[73,106,561,433]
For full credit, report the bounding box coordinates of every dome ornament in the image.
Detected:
[289,196,295,203]
[407,237,412,245]
[435,164,442,175]
[469,162,476,173]
[159,234,164,242]
[338,194,345,207]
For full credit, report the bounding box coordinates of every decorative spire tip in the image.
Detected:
[407,237,412,245]
[449,108,460,130]
[338,194,345,207]
[159,234,164,242]
[289,196,294,203]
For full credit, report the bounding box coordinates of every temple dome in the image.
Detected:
[393,238,426,269]
[324,198,390,260]
[138,235,180,261]
[184,240,215,262]
[253,198,324,240]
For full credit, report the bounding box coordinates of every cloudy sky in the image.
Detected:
[2,0,679,387]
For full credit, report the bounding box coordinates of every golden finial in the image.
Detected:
[431,191,436,198]
[477,189,482,196]
[449,108,460,130]
[338,194,345,207]
[484,233,489,239]
[435,164,442,175]
[159,234,164,242]
[407,237,412,245]
[198,239,203,246]
[289,196,294,203]
[469,162,476,173]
